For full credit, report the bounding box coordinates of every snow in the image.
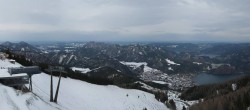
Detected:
[0,59,22,78]
[168,91,198,110]
[135,81,199,110]
[139,52,143,55]
[21,48,25,51]
[71,67,91,74]
[120,61,147,69]
[42,51,49,54]
[0,60,22,67]
[152,81,167,85]
[65,49,74,53]
[121,62,171,86]
[0,84,63,110]
[0,59,169,110]
[143,66,158,72]
[0,73,28,78]
[0,59,63,110]
[120,61,159,73]
[32,73,169,110]
[59,55,67,64]
[168,67,174,71]
[134,81,162,93]
[12,73,29,77]
[53,50,60,53]
[167,45,178,48]
[165,58,180,66]
[9,59,16,62]
[66,55,75,64]
[193,62,202,65]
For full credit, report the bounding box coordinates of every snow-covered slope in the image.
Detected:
[0,59,169,110]
[168,91,198,110]
[0,84,62,110]
[32,73,168,110]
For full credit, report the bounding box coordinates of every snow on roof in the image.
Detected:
[0,67,28,78]
[8,66,40,75]
[0,59,24,78]
[0,71,28,78]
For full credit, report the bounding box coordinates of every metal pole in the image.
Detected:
[29,75,32,92]
[50,69,54,102]
[28,74,30,90]
[54,71,62,103]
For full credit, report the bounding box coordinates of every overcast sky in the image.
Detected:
[0,0,250,42]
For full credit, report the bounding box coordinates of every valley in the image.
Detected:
[1,41,250,110]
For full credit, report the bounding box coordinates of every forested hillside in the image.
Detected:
[181,76,250,110]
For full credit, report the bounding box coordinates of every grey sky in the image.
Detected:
[0,0,250,42]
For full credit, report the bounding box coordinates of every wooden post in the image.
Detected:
[54,72,62,103]
[50,69,54,102]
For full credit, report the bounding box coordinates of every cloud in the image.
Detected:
[0,0,250,42]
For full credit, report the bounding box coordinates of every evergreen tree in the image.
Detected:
[182,106,186,110]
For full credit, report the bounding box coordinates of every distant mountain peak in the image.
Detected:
[1,41,13,45]
[19,41,29,45]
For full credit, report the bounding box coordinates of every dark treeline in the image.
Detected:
[5,49,33,66]
[181,76,250,100]
[190,87,250,110]
[180,75,250,110]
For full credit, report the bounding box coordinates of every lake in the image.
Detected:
[193,73,248,85]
